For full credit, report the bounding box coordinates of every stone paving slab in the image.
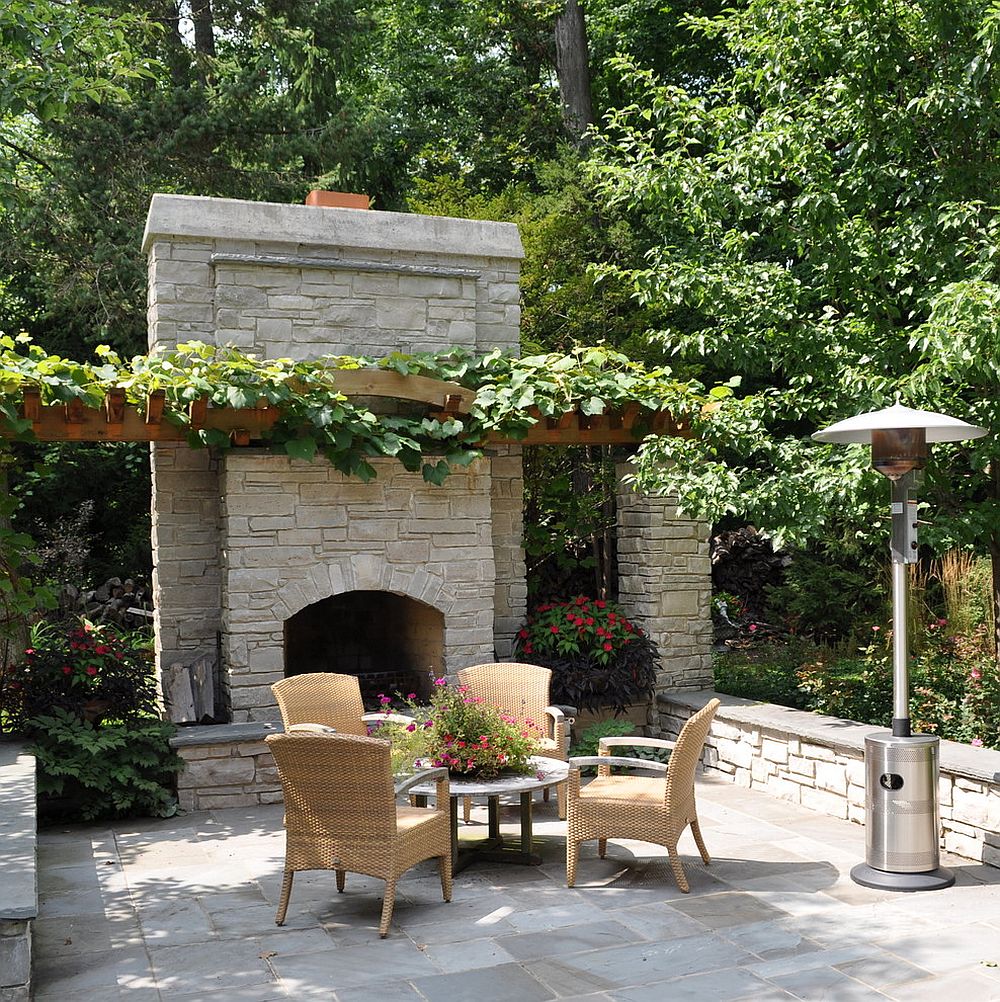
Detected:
[32,774,1000,1001]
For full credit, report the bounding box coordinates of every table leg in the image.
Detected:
[487,796,500,840]
[519,791,533,863]
[450,795,459,872]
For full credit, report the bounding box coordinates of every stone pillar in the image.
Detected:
[615,463,712,691]
[150,444,223,718]
[490,444,527,659]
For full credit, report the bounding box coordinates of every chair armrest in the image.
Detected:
[394,767,450,798]
[569,755,669,772]
[599,736,675,753]
[287,723,337,734]
[363,712,415,727]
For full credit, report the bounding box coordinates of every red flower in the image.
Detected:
[585,617,594,626]
[85,666,98,676]
[524,643,533,653]
[62,666,72,675]
[603,642,613,651]
[94,645,109,655]
[566,612,575,621]
[518,629,529,638]
[550,625,559,634]
[595,600,606,609]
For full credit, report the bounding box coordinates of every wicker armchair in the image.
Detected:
[457,662,569,820]
[265,731,452,938]
[271,671,411,735]
[565,697,720,893]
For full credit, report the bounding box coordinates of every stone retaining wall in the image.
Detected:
[171,723,283,812]
[0,742,36,1002]
[657,690,1000,868]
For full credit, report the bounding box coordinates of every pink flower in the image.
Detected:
[748,624,758,633]
[872,625,880,632]
[971,738,984,747]
[379,694,392,705]
[406,723,417,732]
[970,667,982,681]
[406,692,416,700]
[433,677,447,686]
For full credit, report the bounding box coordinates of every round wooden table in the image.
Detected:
[409,755,569,873]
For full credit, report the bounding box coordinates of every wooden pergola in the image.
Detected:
[7,371,685,447]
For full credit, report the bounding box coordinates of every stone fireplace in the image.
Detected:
[143,194,527,723]
[144,194,714,739]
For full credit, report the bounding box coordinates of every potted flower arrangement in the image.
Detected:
[370,677,541,779]
[512,596,659,716]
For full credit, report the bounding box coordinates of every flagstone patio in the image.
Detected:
[32,775,1000,1001]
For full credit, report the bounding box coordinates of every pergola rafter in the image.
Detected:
[5,372,686,448]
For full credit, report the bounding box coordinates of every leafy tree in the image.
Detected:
[588,0,1000,659]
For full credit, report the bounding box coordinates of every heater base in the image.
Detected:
[850,862,954,892]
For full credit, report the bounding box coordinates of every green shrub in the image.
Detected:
[570,719,636,775]
[31,709,181,821]
[717,629,1000,749]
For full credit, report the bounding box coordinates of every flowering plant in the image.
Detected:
[1,620,159,731]
[369,677,541,779]
[512,596,659,713]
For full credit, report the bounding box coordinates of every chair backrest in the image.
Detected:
[271,672,367,735]
[665,698,720,799]
[457,662,552,730]
[266,732,397,838]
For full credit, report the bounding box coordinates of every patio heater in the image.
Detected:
[813,403,987,891]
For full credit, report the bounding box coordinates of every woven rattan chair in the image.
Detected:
[565,697,720,892]
[457,662,569,820]
[271,672,411,735]
[265,731,452,937]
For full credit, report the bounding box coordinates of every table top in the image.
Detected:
[408,755,568,797]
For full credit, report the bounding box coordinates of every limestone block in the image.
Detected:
[788,756,816,779]
[0,922,30,987]
[196,793,261,810]
[800,786,848,819]
[801,743,837,763]
[814,761,848,796]
[942,829,981,861]
[182,755,255,787]
[952,786,999,830]
[715,737,753,770]
[260,791,285,805]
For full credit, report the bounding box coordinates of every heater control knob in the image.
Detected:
[879,773,904,791]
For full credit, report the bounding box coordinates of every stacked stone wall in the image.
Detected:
[659,691,1000,869]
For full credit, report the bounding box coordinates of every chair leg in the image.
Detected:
[438,854,453,903]
[463,795,472,823]
[379,878,398,938]
[668,845,690,893]
[691,818,711,865]
[598,837,607,859]
[566,838,579,887]
[275,869,294,926]
[336,869,346,893]
[556,781,566,821]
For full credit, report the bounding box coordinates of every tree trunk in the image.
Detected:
[554,0,594,143]
[191,0,216,57]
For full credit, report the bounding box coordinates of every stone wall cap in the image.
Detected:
[143,194,524,261]
[169,721,284,748]
[659,689,1000,784]
[0,740,37,920]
